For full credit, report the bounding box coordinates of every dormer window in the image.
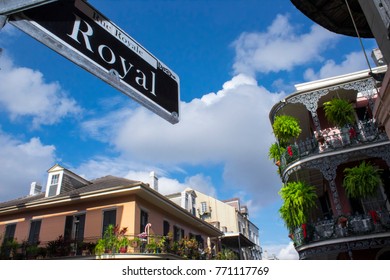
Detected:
[51,174,59,185]
[47,173,61,197]
[45,164,91,198]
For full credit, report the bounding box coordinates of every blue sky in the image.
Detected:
[0,0,378,259]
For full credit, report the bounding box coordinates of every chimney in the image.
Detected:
[149,171,158,192]
[29,182,42,196]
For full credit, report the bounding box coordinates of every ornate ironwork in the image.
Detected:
[336,78,378,111]
[288,89,328,132]
[363,144,390,166]
[298,236,390,259]
[303,155,348,215]
[285,77,378,132]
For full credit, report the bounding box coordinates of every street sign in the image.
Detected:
[8,0,180,124]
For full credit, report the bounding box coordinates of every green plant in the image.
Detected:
[1,238,19,259]
[272,115,302,144]
[215,248,238,260]
[145,237,158,253]
[343,161,383,199]
[46,235,71,257]
[94,239,106,256]
[94,225,129,254]
[279,181,318,232]
[268,142,286,163]
[157,236,169,253]
[117,236,130,253]
[323,98,355,127]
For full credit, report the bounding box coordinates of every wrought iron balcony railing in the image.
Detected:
[278,120,389,171]
[290,210,390,248]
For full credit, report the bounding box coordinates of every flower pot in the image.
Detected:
[119,246,127,253]
[338,217,348,228]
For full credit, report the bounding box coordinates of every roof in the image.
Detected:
[0,174,222,237]
[290,0,373,38]
[0,175,141,210]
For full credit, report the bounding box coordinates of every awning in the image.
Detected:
[220,233,256,248]
[290,0,373,38]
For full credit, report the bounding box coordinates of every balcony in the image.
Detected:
[278,119,389,173]
[290,210,390,249]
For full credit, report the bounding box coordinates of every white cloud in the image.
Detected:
[81,73,285,207]
[74,157,217,197]
[262,242,299,260]
[0,53,82,128]
[304,51,370,81]
[232,14,340,76]
[0,130,56,201]
[277,242,299,260]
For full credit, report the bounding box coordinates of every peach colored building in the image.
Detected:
[0,164,221,258]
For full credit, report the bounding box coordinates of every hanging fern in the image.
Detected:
[272,115,302,144]
[343,161,383,199]
[323,98,355,127]
[279,181,317,232]
[268,142,285,163]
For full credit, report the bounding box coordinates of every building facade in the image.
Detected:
[269,67,390,259]
[290,0,390,144]
[167,188,262,260]
[0,165,221,259]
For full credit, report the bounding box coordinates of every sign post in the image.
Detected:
[0,0,58,15]
[7,0,180,123]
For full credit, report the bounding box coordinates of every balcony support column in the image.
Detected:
[302,154,349,216]
[288,89,328,133]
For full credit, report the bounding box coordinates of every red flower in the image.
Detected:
[369,210,378,224]
[287,146,293,157]
[302,223,307,238]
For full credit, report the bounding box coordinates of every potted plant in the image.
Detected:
[145,237,158,253]
[343,161,383,199]
[279,181,318,234]
[94,239,106,256]
[272,115,302,145]
[130,237,140,248]
[268,142,286,166]
[94,225,129,255]
[323,98,355,128]
[337,215,348,228]
[117,237,130,253]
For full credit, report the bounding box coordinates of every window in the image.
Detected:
[185,193,189,210]
[2,224,16,258]
[201,202,208,213]
[173,225,185,242]
[48,174,60,197]
[140,210,149,233]
[64,214,85,243]
[102,209,116,237]
[3,224,16,245]
[173,226,180,242]
[51,174,59,185]
[28,220,41,245]
[195,235,204,249]
[163,220,170,236]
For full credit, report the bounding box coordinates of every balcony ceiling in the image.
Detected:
[290,0,373,38]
